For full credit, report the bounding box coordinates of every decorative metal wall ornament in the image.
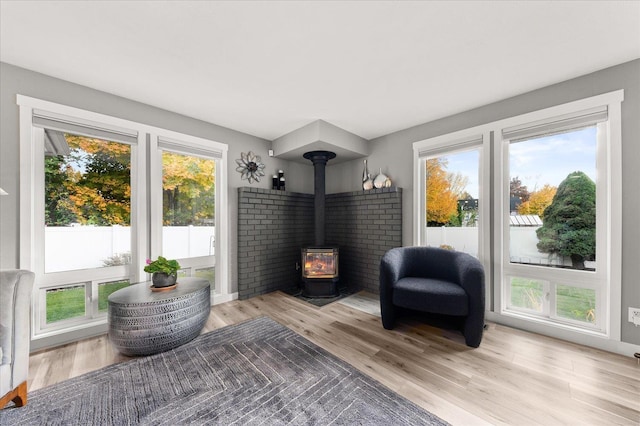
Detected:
[236,151,266,183]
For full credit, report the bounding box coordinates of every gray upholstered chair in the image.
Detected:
[379,247,485,347]
[1,269,34,409]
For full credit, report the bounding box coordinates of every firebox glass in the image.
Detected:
[303,251,337,278]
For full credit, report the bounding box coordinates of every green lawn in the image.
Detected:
[46,285,86,323]
[510,277,596,323]
[46,280,130,323]
[46,273,215,323]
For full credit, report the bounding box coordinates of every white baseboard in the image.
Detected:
[485,311,640,358]
[212,292,238,305]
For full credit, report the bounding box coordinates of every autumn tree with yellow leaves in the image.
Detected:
[45,135,215,227]
[517,184,557,218]
[425,158,469,226]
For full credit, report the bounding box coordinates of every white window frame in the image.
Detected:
[18,95,230,345]
[149,132,229,300]
[412,90,622,350]
[413,128,492,304]
[494,92,622,340]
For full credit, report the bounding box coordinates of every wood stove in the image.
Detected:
[301,247,339,297]
[301,150,339,297]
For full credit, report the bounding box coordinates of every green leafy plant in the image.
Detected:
[144,256,181,275]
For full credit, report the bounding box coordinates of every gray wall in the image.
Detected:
[332,59,639,345]
[0,62,311,294]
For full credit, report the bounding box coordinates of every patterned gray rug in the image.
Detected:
[0,317,448,425]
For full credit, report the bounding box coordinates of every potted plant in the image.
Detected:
[145,256,181,288]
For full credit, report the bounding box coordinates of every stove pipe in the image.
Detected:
[303,150,336,247]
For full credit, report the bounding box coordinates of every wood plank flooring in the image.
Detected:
[27,291,640,425]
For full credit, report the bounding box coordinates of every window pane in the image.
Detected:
[98,279,130,312]
[161,151,215,260]
[46,285,86,323]
[509,127,597,271]
[556,284,596,324]
[195,267,215,289]
[425,149,479,257]
[44,134,131,273]
[509,277,545,313]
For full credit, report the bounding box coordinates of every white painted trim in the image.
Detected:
[607,97,623,342]
[412,146,423,246]
[132,132,149,283]
[17,94,228,154]
[212,292,237,305]
[485,311,639,358]
[216,149,230,299]
[491,90,624,132]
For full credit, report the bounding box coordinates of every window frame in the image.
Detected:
[494,93,622,338]
[500,123,606,332]
[413,128,492,305]
[412,90,623,345]
[149,133,224,297]
[18,95,230,345]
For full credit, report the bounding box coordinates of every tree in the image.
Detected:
[510,176,530,212]
[536,171,596,269]
[64,135,131,226]
[162,152,215,226]
[518,184,557,217]
[44,156,77,225]
[45,135,216,227]
[426,158,458,226]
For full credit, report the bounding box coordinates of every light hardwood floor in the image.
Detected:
[28,291,639,425]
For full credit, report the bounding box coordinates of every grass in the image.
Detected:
[510,277,596,323]
[46,285,86,323]
[46,272,214,323]
[46,280,130,323]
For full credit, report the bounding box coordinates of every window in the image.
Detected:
[413,130,491,278]
[499,106,614,334]
[37,130,135,331]
[414,90,622,343]
[151,137,220,292]
[18,96,229,344]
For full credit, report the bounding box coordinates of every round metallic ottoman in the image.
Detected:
[108,277,211,356]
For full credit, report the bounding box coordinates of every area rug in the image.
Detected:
[0,317,448,425]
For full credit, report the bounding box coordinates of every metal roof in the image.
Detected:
[509,215,543,226]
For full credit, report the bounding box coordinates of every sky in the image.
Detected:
[441,126,597,199]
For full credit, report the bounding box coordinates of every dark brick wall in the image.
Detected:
[237,187,402,299]
[326,187,402,294]
[237,188,314,299]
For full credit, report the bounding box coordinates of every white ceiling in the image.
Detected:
[1,1,639,141]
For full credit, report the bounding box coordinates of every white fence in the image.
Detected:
[426,226,479,257]
[45,225,215,273]
[426,225,569,266]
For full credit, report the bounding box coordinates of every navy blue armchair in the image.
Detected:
[379,246,485,347]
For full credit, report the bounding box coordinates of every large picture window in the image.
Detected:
[414,90,622,344]
[18,96,229,345]
[503,123,605,331]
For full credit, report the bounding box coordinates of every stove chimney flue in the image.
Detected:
[303,150,336,246]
